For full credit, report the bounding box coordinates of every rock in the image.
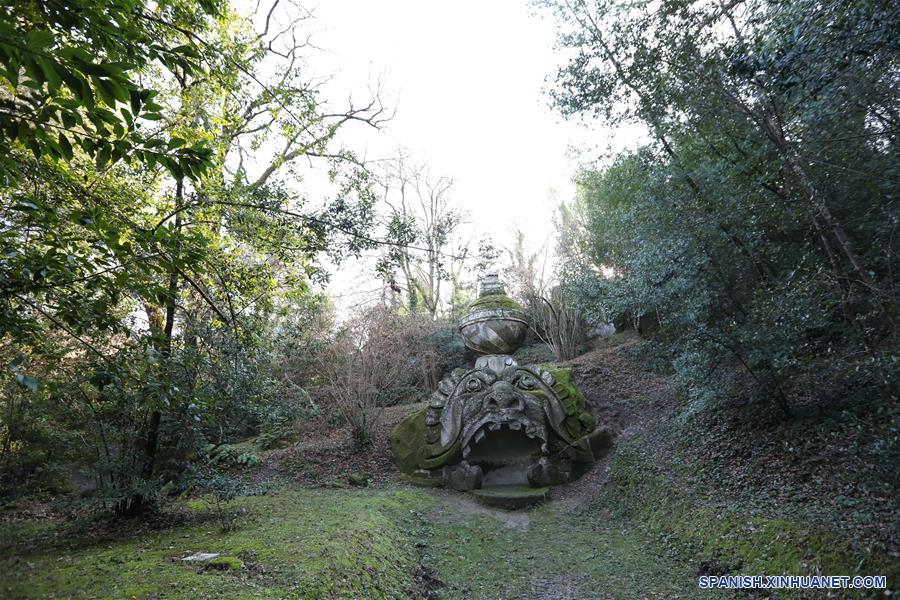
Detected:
[527,457,572,487]
[348,472,370,487]
[472,485,550,509]
[390,363,596,486]
[586,323,615,339]
[458,273,529,355]
[181,552,220,562]
[442,461,482,491]
[388,273,598,492]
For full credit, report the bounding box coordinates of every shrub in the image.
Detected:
[316,305,464,449]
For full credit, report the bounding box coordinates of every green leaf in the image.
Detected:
[93,76,117,107]
[61,110,78,128]
[129,89,141,114]
[26,30,55,50]
[58,133,73,160]
[35,57,62,91]
[95,144,112,169]
[22,56,45,86]
[106,78,130,103]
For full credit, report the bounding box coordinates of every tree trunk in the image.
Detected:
[125,179,183,515]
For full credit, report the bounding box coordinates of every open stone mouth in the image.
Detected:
[461,410,548,459]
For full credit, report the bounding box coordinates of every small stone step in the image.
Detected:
[471,485,549,509]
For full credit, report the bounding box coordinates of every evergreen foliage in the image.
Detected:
[545,0,899,414]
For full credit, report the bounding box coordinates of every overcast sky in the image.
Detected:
[246,1,640,310]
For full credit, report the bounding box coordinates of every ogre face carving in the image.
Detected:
[458,368,553,457]
[419,358,576,468]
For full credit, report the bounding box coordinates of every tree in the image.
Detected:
[0,0,215,182]
[505,226,584,361]
[541,0,899,413]
[375,152,471,317]
[0,0,388,513]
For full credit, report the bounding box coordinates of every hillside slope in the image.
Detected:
[563,333,898,597]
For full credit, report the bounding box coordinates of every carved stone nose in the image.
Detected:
[485,381,519,409]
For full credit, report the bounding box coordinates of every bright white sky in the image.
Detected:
[245,0,642,311]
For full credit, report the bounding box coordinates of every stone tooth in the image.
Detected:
[509,421,521,430]
[463,445,471,457]
[474,429,485,443]
[489,422,500,431]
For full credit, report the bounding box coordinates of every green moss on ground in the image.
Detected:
[423,497,715,598]
[0,487,434,599]
[207,556,243,570]
[600,434,900,598]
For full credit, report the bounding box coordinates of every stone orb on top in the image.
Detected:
[458,273,528,355]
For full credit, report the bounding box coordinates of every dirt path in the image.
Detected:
[419,486,713,599]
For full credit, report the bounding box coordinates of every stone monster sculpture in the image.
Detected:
[390,274,597,493]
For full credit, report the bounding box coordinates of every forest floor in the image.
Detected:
[0,484,711,599]
[1,333,896,598]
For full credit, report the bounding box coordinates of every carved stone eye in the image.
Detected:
[517,374,536,390]
[465,378,482,392]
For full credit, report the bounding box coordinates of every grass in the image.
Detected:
[599,430,899,598]
[0,487,434,599]
[423,497,716,599]
[0,482,727,599]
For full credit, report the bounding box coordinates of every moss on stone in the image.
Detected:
[388,409,427,475]
[541,366,596,438]
[466,293,524,313]
[390,367,595,475]
[207,556,243,571]
[418,439,461,470]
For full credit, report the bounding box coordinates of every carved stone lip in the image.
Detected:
[458,308,528,330]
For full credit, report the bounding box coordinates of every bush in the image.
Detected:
[188,463,273,531]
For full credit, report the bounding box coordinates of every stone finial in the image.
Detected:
[460,273,527,355]
[479,273,505,297]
